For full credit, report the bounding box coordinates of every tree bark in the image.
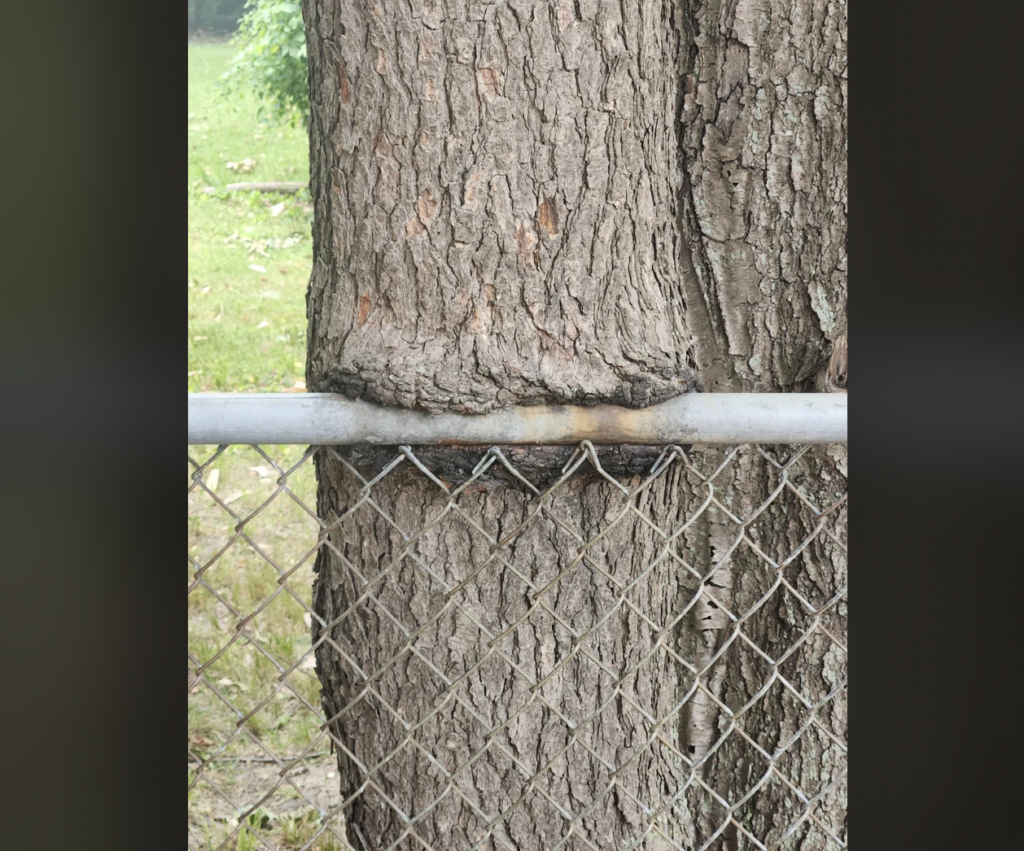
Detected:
[303,1,846,849]
[303,0,701,412]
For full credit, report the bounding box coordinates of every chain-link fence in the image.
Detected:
[189,403,847,851]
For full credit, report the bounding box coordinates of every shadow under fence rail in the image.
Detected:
[188,394,847,851]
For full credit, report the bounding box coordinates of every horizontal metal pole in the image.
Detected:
[188,393,846,446]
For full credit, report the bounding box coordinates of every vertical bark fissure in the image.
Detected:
[675,0,847,393]
[666,4,849,835]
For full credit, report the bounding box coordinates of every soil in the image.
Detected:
[188,753,346,849]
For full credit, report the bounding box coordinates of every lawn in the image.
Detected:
[188,40,341,851]
[187,40,312,394]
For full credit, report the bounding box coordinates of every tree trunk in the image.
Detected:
[303,1,846,849]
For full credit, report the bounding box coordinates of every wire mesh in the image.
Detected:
[188,441,847,851]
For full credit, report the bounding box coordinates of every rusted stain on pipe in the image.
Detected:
[438,404,651,445]
[555,404,650,444]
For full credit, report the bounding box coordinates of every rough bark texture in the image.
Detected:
[304,1,847,849]
[668,443,847,851]
[665,5,848,842]
[313,457,703,850]
[304,0,701,412]
[674,0,847,395]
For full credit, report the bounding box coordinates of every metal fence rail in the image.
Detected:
[188,394,847,446]
[188,395,847,851]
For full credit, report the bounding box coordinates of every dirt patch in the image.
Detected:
[189,754,347,850]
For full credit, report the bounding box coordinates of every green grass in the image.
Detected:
[189,43,343,848]
[187,35,320,768]
[188,41,312,393]
[187,444,328,807]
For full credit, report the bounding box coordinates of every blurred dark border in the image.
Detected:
[851,5,1016,846]
[0,3,178,840]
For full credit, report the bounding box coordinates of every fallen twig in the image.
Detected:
[202,181,306,194]
[188,751,331,764]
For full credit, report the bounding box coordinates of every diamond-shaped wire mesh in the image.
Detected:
[189,442,847,851]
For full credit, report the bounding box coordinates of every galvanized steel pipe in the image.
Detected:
[188,393,847,445]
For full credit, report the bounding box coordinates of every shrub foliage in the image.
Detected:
[222,1,308,125]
